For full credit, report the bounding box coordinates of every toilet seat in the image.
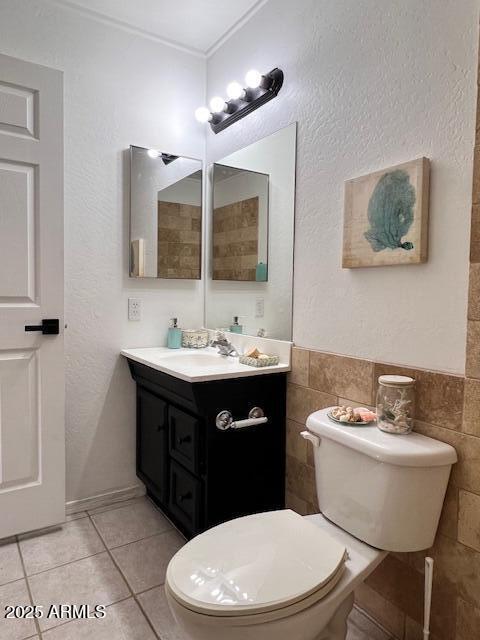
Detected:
[166,510,348,619]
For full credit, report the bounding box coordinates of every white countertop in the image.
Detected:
[121,346,291,383]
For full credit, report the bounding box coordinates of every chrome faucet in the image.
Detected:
[210,333,238,357]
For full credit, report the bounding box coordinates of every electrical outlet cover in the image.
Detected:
[128,297,141,321]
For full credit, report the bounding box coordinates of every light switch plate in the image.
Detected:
[128,297,141,321]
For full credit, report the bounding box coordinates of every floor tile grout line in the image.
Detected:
[88,514,161,640]
[0,574,32,589]
[15,534,43,640]
[135,581,167,598]
[20,548,108,580]
[95,526,175,552]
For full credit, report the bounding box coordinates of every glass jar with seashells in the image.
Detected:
[376,375,415,434]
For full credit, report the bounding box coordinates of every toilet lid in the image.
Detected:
[166,510,348,617]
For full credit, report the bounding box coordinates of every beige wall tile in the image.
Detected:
[354,582,405,639]
[375,364,464,429]
[468,264,480,320]
[427,533,480,609]
[404,616,423,640]
[286,455,317,506]
[286,382,336,425]
[458,490,480,552]
[367,554,456,640]
[471,204,480,263]
[309,351,374,404]
[404,616,440,640]
[285,490,309,516]
[289,347,309,387]
[463,378,480,436]
[438,483,458,540]
[414,370,464,430]
[374,362,416,380]
[286,419,309,464]
[466,321,480,379]
[337,397,375,410]
[306,500,319,514]
[414,422,480,495]
[456,597,480,640]
[366,555,423,625]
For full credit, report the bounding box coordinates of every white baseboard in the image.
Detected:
[66,484,146,515]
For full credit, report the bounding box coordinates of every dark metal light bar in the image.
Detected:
[209,68,284,134]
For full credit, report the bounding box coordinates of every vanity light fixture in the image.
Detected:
[194,67,284,134]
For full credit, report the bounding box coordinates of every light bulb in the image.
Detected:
[195,107,212,123]
[226,81,244,100]
[147,149,159,158]
[245,69,262,89]
[209,96,225,113]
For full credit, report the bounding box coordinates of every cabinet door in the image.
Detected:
[137,388,168,504]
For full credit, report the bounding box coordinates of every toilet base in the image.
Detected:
[316,592,354,640]
[167,586,355,640]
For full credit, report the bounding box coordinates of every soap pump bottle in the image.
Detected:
[229,316,243,334]
[167,317,182,349]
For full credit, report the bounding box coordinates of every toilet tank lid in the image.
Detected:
[306,408,457,467]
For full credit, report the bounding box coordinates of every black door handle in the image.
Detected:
[25,319,60,335]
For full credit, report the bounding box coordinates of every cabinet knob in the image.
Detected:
[179,491,192,502]
[179,435,191,445]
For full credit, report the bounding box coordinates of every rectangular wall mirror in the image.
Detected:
[130,145,202,279]
[205,123,296,340]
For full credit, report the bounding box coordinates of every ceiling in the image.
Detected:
[55,0,266,55]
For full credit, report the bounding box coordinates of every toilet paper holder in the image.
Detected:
[216,407,268,431]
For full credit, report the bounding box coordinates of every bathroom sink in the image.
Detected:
[120,346,290,382]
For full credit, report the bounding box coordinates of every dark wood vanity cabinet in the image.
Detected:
[127,359,286,539]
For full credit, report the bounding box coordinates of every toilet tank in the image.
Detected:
[305,408,457,552]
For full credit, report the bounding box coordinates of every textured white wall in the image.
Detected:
[206,0,479,374]
[0,0,205,502]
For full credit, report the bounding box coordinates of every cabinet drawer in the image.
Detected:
[169,461,202,535]
[169,406,200,474]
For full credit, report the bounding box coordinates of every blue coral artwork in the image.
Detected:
[342,157,430,268]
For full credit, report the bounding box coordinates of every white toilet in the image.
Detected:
[165,407,457,640]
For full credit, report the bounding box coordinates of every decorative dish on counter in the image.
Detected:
[327,405,377,425]
[239,346,280,368]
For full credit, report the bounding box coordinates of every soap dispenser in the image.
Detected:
[229,316,243,334]
[167,318,182,349]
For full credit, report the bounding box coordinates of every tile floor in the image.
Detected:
[0,495,390,639]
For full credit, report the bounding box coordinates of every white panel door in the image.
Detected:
[0,53,64,538]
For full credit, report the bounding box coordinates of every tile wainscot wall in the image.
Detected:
[286,347,478,640]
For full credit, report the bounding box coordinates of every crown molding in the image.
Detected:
[206,0,269,57]
[47,0,206,57]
